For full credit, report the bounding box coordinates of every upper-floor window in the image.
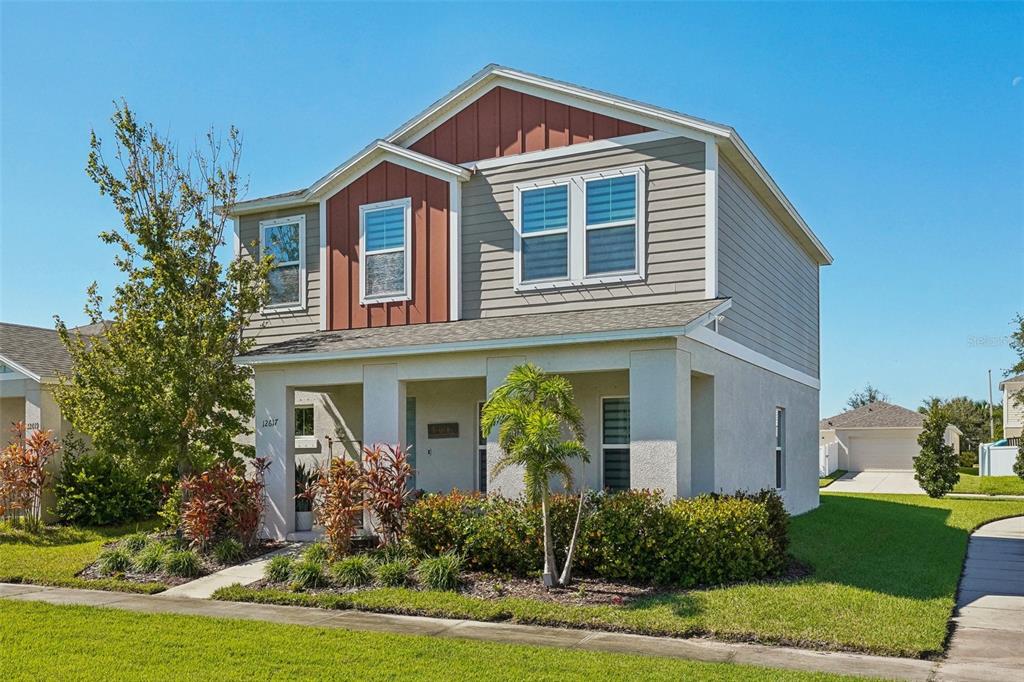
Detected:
[260,215,306,309]
[514,166,645,291]
[360,198,412,304]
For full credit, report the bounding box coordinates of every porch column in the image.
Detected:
[256,369,294,540]
[486,355,525,498]
[362,363,405,447]
[629,348,692,499]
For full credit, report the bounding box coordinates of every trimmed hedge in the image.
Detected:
[406,489,788,587]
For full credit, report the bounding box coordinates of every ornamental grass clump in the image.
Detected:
[97,546,133,575]
[415,552,463,591]
[301,542,330,565]
[264,555,293,584]
[132,541,168,573]
[330,555,377,587]
[374,558,412,587]
[289,558,327,591]
[120,532,149,555]
[212,538,245,566]
[162,549,202,578]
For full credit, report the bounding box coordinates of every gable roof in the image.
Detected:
[0,322,103,381]
[238,298,729,365]
[999,372,1024,390]
[820,401,925,430]
[229,65,831,265]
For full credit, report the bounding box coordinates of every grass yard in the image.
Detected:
[952,471,1024,496]
[0,599,865,682]
[0,521,164,593]
[818,470,847,488]
[216,494,1024,658]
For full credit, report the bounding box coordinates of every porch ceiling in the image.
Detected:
[239,299,730,364]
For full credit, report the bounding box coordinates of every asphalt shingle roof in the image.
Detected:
[243,299,728,359]
[819,401,924,430]
[0,322,103,380]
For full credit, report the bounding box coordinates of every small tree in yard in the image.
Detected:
[914,400,959,497]
[481,363,589,588]
[55,102,272,479]
[1010,314,1024,481]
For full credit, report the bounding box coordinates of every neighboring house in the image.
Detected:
[0,321,101,517]
[999,372,1023,439]
[230,64,833,540]
[819,401,961,472]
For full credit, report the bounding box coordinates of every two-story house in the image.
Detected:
[231,65,832,540]
[1000,372,1023,440]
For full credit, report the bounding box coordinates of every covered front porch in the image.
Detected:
[251,338,716,540]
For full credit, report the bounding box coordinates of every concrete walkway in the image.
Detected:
[825,470,925,494]
[936,516,1024,682]
[0,582,937,681]
[158,545,296,599]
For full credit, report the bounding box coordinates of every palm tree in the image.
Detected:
[481,363,589,588]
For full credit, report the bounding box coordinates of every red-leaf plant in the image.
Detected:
[179,458,270,552]
[312,457,365,559]
[362,443,415,547]
[0,423,59,529]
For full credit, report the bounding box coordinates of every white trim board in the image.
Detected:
[464,130,677,171]
[686,326,820,390]
[237,300,730,367]
[0,354,37,382]
[703,141,719,299]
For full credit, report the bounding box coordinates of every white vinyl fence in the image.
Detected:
[819,441,840,476]
[978,443,1020,477]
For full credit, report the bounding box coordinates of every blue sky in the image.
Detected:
[1,2,1021,415]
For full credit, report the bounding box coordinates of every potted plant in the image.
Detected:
[294,462,315,532]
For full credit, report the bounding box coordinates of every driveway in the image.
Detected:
[824,470,925,494]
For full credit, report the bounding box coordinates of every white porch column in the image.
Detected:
[629,348,692,499]
[362,363,405,447]
[486,355,525,498]
[256,370,294,540]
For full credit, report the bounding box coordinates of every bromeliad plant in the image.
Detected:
[0,422,60,530]
[481,363,589,588]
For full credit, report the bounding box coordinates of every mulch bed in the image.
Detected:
[78,535,285,587]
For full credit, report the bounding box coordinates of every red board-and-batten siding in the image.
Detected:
[326,86,649,331]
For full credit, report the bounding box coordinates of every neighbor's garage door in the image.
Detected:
[844,434,919,471]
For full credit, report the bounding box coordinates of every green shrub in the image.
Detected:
[264,555,294,583]
[97,546,133,575]
[406,489,789,587]
[159,486,183,531]
[120,532,150,555]
[330,555,377,587]
[374,559,412,587]
[162,549,202,578]
[53,444,159,526]
[302,542,330,565]
[132,541,168,573]
[212,538,245,565]
[416,552,463,591]
[290,558,327,590]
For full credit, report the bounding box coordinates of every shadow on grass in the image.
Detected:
[0,520,157,548]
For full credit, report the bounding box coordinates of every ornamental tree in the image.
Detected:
[55,102,273,479]
[481,363,590,588]
[914,399,959,497]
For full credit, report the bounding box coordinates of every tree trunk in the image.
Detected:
[540,486,557,588]
[557,488,587,587]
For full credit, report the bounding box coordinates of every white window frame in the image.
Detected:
[600,395,630,491]
[359,197,413,305]
[775,406,786,491]
[513,165,646,292]
[294,404,317,449]
[260,214,307,311]
[476,401,488,494]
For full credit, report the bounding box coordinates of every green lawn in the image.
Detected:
[0,600,865,682]
[0,521,165,593]
[216,494,1024,658]
[818,470,847,488]
[952,471,1024,496]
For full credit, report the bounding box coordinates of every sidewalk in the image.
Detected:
[936,516,1024,682]
[158,545,296,599]
[0,582,936,681]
